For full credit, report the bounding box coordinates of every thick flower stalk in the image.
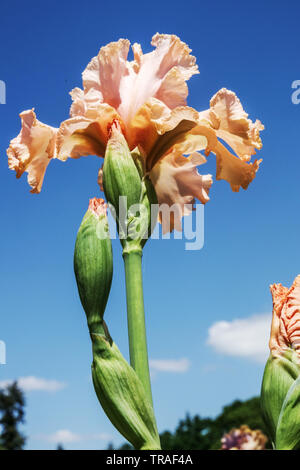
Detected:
[101,123,157,408]
[221,425,267,450]
[261,275,300,450]
[74,198,160,450]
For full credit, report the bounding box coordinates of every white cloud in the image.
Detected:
[47,430,81,444]
[42,430,111,444]
[149,358,190,373]
[89,433,112,441]
[0,376,66,392]
[207,313,271,363]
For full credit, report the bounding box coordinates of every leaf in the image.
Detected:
[261,352,300,444]
[276,375,300,449]
[91,332,161,450]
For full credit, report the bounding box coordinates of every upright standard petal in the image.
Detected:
[73,34,199,127]
[269,275,300,360]
[82,39,131,111]
[7,109,57,193]
[150,150,212,233]
[118,34,199,123]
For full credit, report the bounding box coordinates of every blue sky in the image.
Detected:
[0,0,300,450]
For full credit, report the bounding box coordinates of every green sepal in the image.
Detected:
[276,375,300,449]
[103,132,159,251]
[74,209,113,334]
[261,350,300,445]
[140,176,158,248]
[102,128,142,234]
[125,175,158,252]
[91,330,161,450]
[121,149,158,253]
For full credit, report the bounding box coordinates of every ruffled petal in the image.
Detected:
[215,141,261,191]
[150,150,212,233]
[82,39,130,111]
[7,109,57,193]
[269,276,300,359]
[119,34,199,123]
[73,34,198,128]
[282,276,300,354]
[88,197,107,218]
[129,98,217,170]
[56,104,120,161]
[269,283,290,357]
[56,117,104,160]
[203,88,264,161]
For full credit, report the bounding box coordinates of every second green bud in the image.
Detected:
[74,198,113,335]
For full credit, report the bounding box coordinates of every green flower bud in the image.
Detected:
[91,329,161,450]
[130,150,158,249]
[102,122,158,251]
[261,350,300,446]
[102,121,142,227]
[276,374,300,449]
[74,198,113,335]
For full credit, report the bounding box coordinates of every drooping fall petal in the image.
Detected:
[200,88,264,162]
[215,140,261,191]
[150,151,212,233]
[56,116,105,161]
[269,275,300,360]
[7,109,57,193]
[129,98,217,169]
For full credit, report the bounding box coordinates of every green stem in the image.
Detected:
[123,248,153,408]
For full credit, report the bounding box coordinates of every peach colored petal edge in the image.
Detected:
[269,275,300,359]
[7,109,57,193]
[88,197,107,218]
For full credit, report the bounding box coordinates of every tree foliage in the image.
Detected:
[0,382,26,450]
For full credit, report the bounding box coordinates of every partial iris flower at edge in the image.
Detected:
[269,275,300,360]
[261,275,300,450]
[7,33,264,230]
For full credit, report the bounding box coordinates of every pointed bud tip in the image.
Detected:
[107,119,125,140]
[88,198,107,218]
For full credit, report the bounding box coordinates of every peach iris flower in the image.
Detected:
[7,34,263,226]
[269,275,300,359]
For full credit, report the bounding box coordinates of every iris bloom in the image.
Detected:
[221,425,267,450]
[269,275,300,359]
[7,34,263,229]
